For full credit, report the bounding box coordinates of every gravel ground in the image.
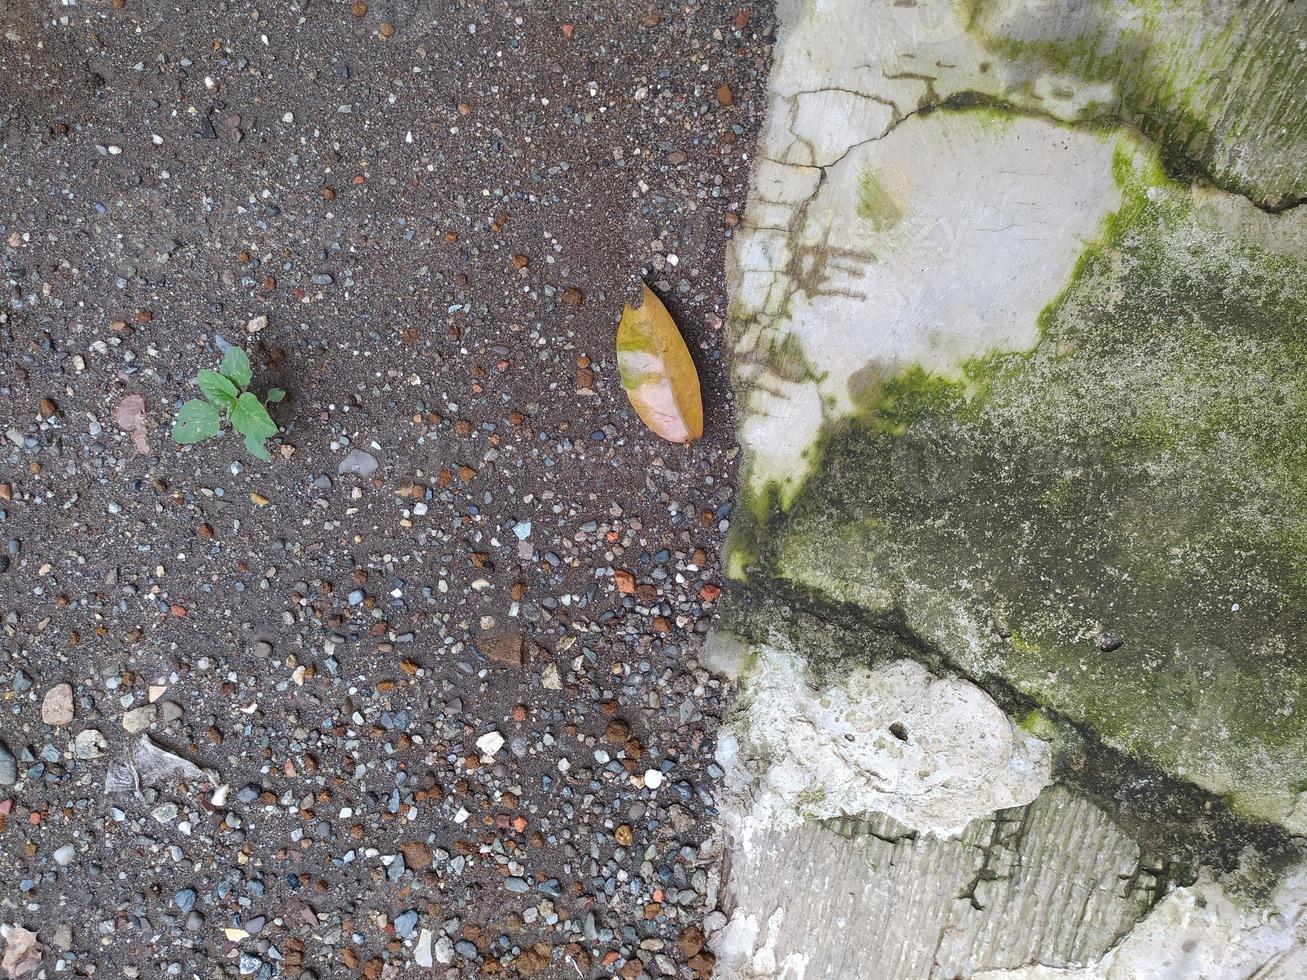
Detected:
[0,2,773,977]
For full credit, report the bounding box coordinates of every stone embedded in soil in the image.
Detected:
[0,742,15,785]
[41,683,74,726]
[121,704,157,733]
[479,631,523,667]
[475,730,505,757]
[414,929,433,967]
[72,729,106,760]
[603,719,632,744]
[337,448,379,478]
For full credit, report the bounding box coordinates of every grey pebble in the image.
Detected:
[0,741,16,785]
[394,909,418,939]
[337,448,379,478]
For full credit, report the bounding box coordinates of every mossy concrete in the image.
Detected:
[753,136,1307,830]
[718,0,1307,973]
[964,0,1307,210]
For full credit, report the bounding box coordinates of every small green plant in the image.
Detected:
[172,347,285,460]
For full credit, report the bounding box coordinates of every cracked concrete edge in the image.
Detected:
[703,619,1307,979]
[972,862,1307,979]
[725,0,1307,515]
[713,640,1053,846]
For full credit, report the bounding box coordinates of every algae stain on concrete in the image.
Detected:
[962,0,1307,209]
[764,140,1307,829]
[856,168,903,231]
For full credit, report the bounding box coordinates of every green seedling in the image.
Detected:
[172,347,285,461]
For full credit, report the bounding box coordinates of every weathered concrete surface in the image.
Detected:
[713,0,1307,974]
[716,784,1155,978]
[727,0,1307,828]
[974,862,1307,979]
[715,643,1052,844]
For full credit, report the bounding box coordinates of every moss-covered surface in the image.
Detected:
[962,0,1307,210]
[856,168,904,231]
[738,133,1307,828]
[718,584,1300,889]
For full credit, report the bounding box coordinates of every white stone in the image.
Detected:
[414,928,433,967]
[475,731,504,757]
[433,934,454,965]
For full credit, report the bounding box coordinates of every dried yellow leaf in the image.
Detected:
[616,284,703,444]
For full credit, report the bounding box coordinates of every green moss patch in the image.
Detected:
[760,140,1307,828]
[856,168,904,231]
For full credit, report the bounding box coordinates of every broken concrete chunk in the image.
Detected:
[717,643,1051,840]
[105,735,215,794]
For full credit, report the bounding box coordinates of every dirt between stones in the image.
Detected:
[0,2,774,977]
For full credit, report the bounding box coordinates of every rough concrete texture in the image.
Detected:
[974,862,1307,979]
[714,0,1307,975]
[716,785,1155,978]
[715,643,1052,843]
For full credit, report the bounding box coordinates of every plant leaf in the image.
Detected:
[172,400,222,444]
[219,347,252,389]
[244,433,272,461]
[265,387,287,403]
[230,391,278,439]
[616,284,703,444]
[197,369,239,407]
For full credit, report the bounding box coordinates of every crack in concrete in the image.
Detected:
[763,80,1302,214]
[719,580,1302,888]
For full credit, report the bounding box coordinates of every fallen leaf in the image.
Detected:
[617,284,703,444]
